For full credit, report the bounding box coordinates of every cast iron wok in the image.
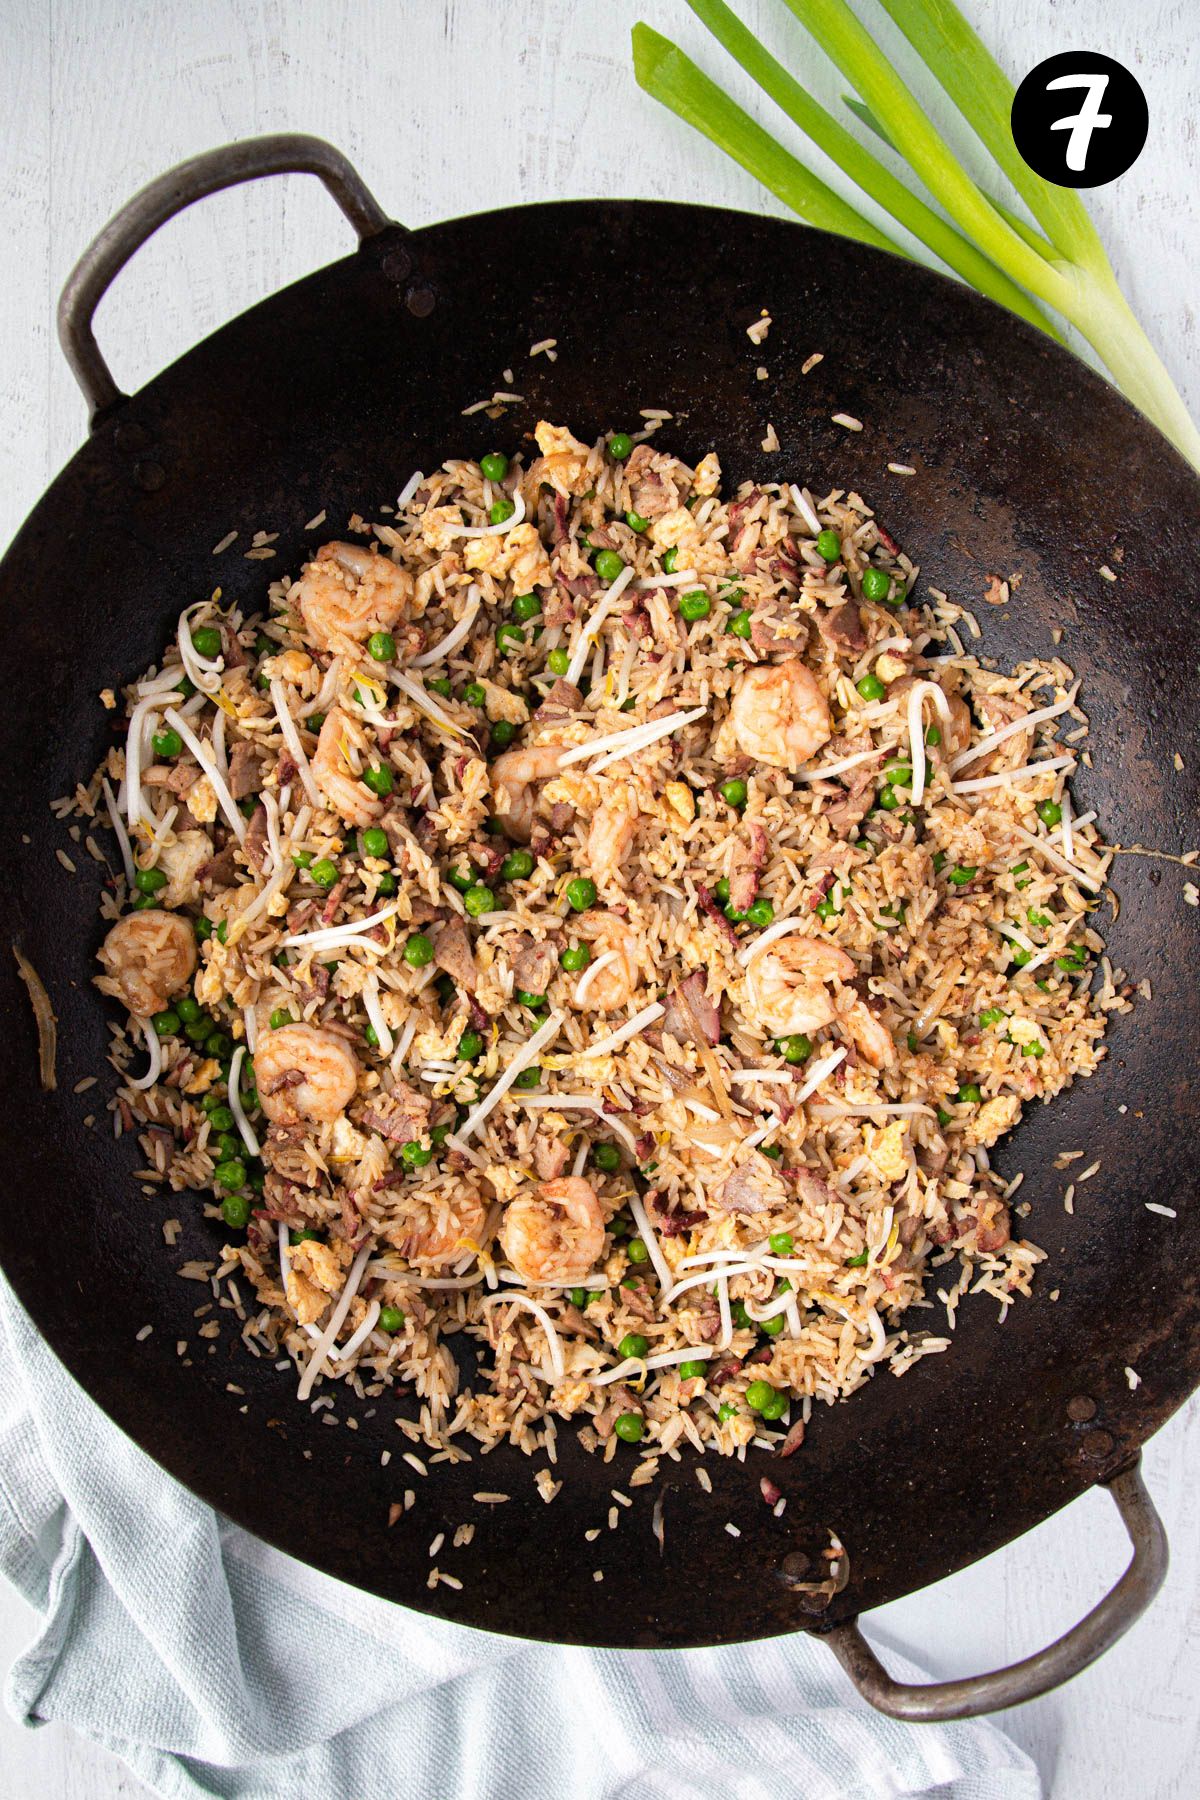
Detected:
[1,137,1197,1719]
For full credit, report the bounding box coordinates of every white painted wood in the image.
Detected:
[1,2,1196,1796]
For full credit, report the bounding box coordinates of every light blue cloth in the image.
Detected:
[0,1274,1040,1800]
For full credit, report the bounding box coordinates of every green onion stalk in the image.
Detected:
[631,0,1200,471]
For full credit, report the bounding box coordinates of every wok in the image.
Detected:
[2,136,1197,1720]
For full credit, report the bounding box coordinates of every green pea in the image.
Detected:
[174,675,196,699]
[1010,945,1033,967]
[546,648,570,677]
[593,1143,622,1174]
[305,713,326,733]
[906,1030,919,1052]
[379,1305,405,1333]
[731,1300,753,1330]
[480,451,509,482]
[376,873,398,896]
[816,528,841,562]
[661,547,679,574]
[193,915,213,942]
[400,1140,433,1169]
[979,1007,1006,1028]
[134,866,167,894]
[516,991,546,1014]
[464,682,486,707]
[608,433,633,461]
[877,785,900,812]
[214,920,228,945]
[856,672,886,702]
[560,943,590,972]
[1056,948,1087,972]
[1027,908,1053,928]
[720,777,747,809]
[594,549,625,583]
[457,1030,483,1061]
[768,1231,794,1255]
[500,848,535,881]
[760,1389,788,1421]
[760,1313,785,1337]
[358,828,389,861]
[191,625,222,659]
[221,1193,251,1229]
[626,510,649,533]
[613,1412,644,1443]
[176,996,202,1025]
[718,1401,738,1422]
[513,1067,542,1090]
[778,1035,811,1065]
[151,727,183,759]
[565,876,597,912]
[361,763,394,797]
[815,896,839,920]
[310,858,339,888]
[861,566,892,601]
[512,592,541,622]
[747,898,774,927]
[678,1359,707,1381]
[448,863,476,892]
[744,1379,775,1414]
[490,719,517,750]
[885,763,913,786]
[586,1289,604,1305]
[404,933,434,968]
[364,1025,380,1049]
[679,589,711,622]
[1037,799,1063,828]
[724,904,748,923]
[567,1287,587,1307]
[714,877,731,902]
[152,1009,180,1036]
[957,1084,983,1104]
[464,883,496,917]
[367,630,396,664]
[725,609,752,639]
[948,864,976,886]
[488,498,516,526]
[496,623,525,653]
[925,725,941,746]
[932,851,947,873]
[292,850,314,869]
[207,1104,235,1132]
[206,1031,231,1059]
[215,1131,241,1162]
[618,1332,649,1360]
[427,676,452,698]
[266,1007,292,1031]
[213,1157,246,1191]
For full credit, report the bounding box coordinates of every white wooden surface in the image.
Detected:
[2,1,1197,1795]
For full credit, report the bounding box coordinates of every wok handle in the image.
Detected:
[57,133,395,424]
[824,1457,1167,1721]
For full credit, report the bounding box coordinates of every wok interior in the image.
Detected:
[1,202,1197,1646]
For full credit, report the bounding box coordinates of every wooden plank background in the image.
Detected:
[1,2,1196,1794]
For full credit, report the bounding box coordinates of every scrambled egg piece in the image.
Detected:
[964,1094,1022,1149]
[465,523,551,590]
[186,774,219,824]
[864,1119,908,1183]
[533,420,592,494]
[692,451,722,496]
[286,1237,351,1325]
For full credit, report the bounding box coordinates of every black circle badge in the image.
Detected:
[1011,51,1148,188]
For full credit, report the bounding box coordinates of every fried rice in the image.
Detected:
[72,419,1126,1471]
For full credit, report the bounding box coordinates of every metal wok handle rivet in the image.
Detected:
[57,134,398,427]
[819,1455,1168,1721]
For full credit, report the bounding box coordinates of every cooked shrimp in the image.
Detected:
[730,658,832,771]
[499,1176,606,1285]
[292,542,414,658]
[255,1022,361,1123]
[743,934,855,1038]
[312,706,384,828]
[96,911,197,1017]
[573,913,641,1013]
[387,1184,489,1269]
[491,742,564,841]
[586,788,639,895]
[843,999,897,1069]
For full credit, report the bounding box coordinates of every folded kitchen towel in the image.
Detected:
[0,1274,1040,1800]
